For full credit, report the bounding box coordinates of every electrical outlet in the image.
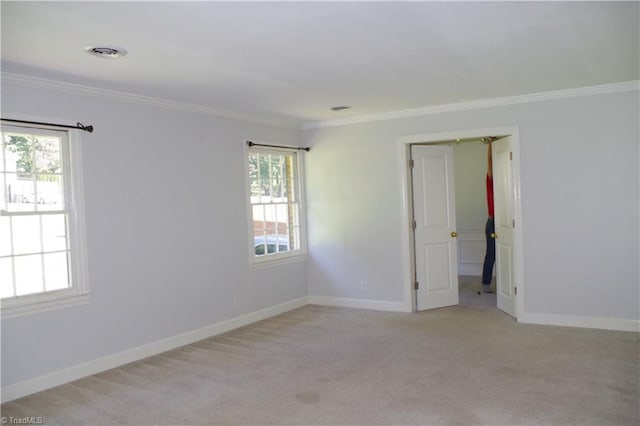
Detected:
[360,281,367,292]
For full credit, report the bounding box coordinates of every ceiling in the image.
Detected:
[1,1,638,128]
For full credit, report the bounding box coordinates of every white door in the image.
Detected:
[492,137,516,317]
[412,145,459,310]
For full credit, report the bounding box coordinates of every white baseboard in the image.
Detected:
[519,312,639,332]
[458,265,483,276]
[1,296,308,403]
[308,295,410,312]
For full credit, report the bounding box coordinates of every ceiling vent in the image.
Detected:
[85,46,127,59]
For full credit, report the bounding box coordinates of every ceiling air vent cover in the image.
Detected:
[85,46,127,59]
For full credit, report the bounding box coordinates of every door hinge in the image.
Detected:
[512,219,516,228]
[409,159,414,169]
[414,281,419,290]
[412,220,417,229]
[514,286,518,295]
[509,151,513,160]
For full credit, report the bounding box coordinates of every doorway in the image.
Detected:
[397,127,524,319]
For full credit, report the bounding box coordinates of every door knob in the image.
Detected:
[450,231,457,238]
[491,232,498,238]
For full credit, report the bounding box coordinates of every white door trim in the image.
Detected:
[397,126,525,318]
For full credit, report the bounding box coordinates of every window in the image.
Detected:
[1,125,89,317]
[247,145,305,266]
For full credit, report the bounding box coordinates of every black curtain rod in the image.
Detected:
[246,140,310,152]
[1,118,94,133]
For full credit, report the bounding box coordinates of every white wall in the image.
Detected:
[454,142,488,231]
[1,78,307,388]
[304,89,639,322]
[454,142,488,276]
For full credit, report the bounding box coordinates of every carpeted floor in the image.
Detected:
[2,277,638,425]
[458,275,497,308]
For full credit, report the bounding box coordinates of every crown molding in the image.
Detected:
[3,72,637,131]
[1,72,299,129]
[302,80,640,130]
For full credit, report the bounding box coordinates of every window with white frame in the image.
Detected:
[247,145,305,264]
[1,125,89,316]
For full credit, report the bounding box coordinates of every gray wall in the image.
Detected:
[1,79,307,387]
[304,90,639,320]
[454,142,489,276]
[454,142,488,232]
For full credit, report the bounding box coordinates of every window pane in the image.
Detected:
[16,178,37,211]
[35,174,63,210]
[12,215,41,255]
[5,174,36,213]
[263,205,277,232]
[248,155,258,178]
[254,242,266,256]
[0,216,11,257]
[273,179,284,199]
[0,138,5,172]
[278,233,290,253]
[0,171,6,211]
[44,252,69,291]
[0,258,14,298]
[250,182,261,199]
[42,214,68,252]
[34,136,61,175]
[259,155,270,179]
[3,133,34,180]
[267,242,277,254]
[275,204,288,234]
[259,191,272,204]
[252,205,265,230]
[14,254,44,296]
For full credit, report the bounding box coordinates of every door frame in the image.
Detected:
[397,126,525,319]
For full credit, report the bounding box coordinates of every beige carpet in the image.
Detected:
[2,280,638,425]
[458,275,497,308]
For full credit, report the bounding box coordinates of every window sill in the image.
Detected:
[250,252,307,271]
[1,292,91,319]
